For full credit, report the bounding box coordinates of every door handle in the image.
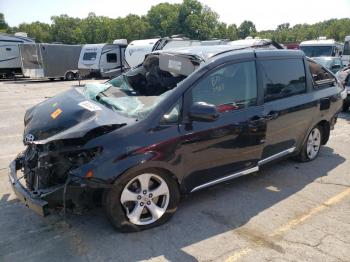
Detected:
[264,111,279,120]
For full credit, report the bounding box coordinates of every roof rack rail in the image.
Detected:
[212,40,284,58]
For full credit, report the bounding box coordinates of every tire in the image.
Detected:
[65,71,75,81]
[297,125,322,162]
[343,102,349,112]
[49,78,55,81]
[104,169,180,232]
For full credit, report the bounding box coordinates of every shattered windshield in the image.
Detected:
[83,54,189,120]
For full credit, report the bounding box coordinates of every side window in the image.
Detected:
[191,61,257,112]
[308,59,335,87]
[260,59,306,102]
[107,53,117,63]
[160,99,182,125]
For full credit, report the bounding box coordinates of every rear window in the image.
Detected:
[260,59,306,102]
[83,52,97,61]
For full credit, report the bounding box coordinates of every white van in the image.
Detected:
[78,39,127,78]
[300,37,343,57]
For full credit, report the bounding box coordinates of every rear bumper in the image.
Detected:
[8,159,49,216]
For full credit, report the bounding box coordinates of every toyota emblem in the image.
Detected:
[24,133,35,144]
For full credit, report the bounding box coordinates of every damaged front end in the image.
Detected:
[9,141,104,216]
[8,87,131,216]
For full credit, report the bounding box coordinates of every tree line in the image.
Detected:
[1,0,350,44]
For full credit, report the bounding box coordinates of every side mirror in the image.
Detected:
[188,102,219,122]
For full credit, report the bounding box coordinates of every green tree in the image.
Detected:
[17,22,51,42]
[50,15,83,44]
[238,20,257,39]
[0,13,9,32]
[178,0,219,40]
[146,3,180,37]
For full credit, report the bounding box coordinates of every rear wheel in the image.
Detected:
[343,102,349,112]
[297,125,322,162]
[65,71,75,81]
[104,169,179,232]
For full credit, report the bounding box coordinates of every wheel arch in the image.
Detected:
[316,119,330,145]
[109,160,182,193]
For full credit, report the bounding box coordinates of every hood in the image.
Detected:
[23,87,134,144]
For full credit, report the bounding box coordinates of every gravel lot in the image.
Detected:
[0,79,350,262]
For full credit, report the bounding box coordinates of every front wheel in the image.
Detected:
[297,125,322,162]
[104,169,180,232]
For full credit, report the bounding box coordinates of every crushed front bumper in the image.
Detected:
[8,158,65,216]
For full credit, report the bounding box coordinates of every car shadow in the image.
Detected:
[0,146,345,261]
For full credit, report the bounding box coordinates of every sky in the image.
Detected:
[1,0,350,31]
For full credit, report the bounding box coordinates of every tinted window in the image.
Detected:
[107,53,117,63]
[191,61,257,112]
[260,59,306,102]
[308,59,335,87]
[83,52,97,61]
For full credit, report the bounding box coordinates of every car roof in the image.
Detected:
[154,45,305,61]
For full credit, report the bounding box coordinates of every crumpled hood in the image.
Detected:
[23,87,134,144]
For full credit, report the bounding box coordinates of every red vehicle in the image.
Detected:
[283,43,300,50]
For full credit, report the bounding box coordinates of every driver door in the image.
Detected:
[180,61,267,191]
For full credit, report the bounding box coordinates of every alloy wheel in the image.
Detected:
[306,127,321,160]
[120,173,170,225]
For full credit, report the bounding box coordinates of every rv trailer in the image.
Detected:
[125,37,202,68]
[342,36,350,66]
[78,39,127,79]
[0,33,35,78]
[299,37,343,57]
[19,43,81,80]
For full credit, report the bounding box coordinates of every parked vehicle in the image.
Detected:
[341,36,350,66]
[300,37,343,57]
[283,43,300,50]
[78,39,127,79]
[312,57,344,73]
[0,33,35,78]
[336,66,350,111]
[19,43,81,80]
[125,37,201,68]
[9,45,346,232]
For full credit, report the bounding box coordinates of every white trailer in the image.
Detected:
[19,43,81,80]
[78,39,127,79]
[299,37,343,57]
[125,38,201,68]
[0,33,35,78]
[342,36,350,66]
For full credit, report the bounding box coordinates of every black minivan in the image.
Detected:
[9,45,346,232]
